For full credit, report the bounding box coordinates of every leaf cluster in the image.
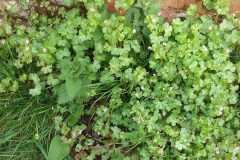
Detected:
[0,0,240,159]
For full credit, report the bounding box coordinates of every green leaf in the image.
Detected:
[47,75,59,86]
[230,30,239,43]
[10,81,19,92]
[29,84,42,96]
[10,4,19,13]
[56,48,71,60]
[64,155,74,160]
[57,78,90,104]
[41,65,53,74]
[175,141,186,150]
[187,4,197,16]
[130,40,140,53]
[136,0,160,15]
[47,136,70,160]
[3,24,12,35]
[57,84,73,104]
[148,2,160,15]
[60,0,73,6]
[65,78,82,99]
[66,104,84,127]
[219,20,234,31]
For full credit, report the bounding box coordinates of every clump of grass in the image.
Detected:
[0,90,55,160]
[0,45,56,159]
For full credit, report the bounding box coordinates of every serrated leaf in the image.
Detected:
[57,84,73,104]
[58,78,90,104]
[66,78,82,99]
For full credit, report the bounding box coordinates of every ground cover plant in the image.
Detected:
[0,0,240,159]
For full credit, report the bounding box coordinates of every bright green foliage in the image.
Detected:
[1,0,240,159]
[203,0,230,15]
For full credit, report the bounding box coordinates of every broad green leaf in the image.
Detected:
[47,136,70,160]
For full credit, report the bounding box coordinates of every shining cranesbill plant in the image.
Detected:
[0,0,240,159]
